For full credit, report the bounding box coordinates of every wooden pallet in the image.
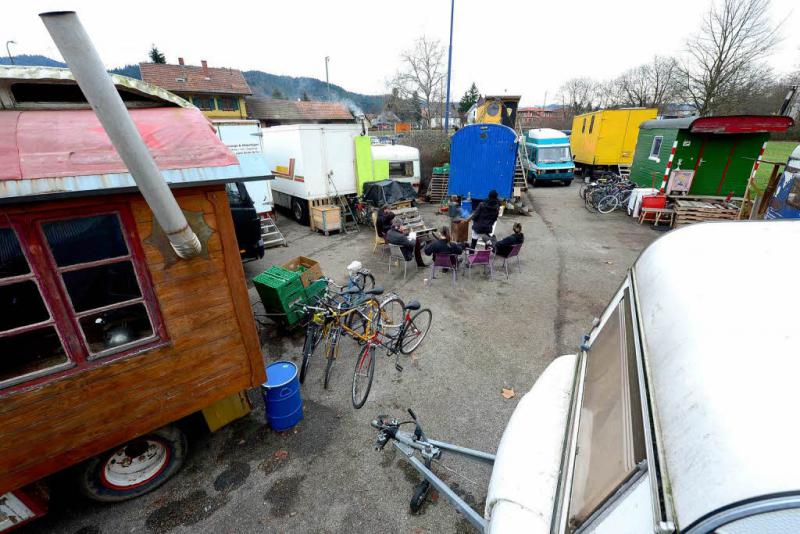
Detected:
[673,198,740,227]
[428,172,450,204]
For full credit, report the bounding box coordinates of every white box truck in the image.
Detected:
[262,123,361,224]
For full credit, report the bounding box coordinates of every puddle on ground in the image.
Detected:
[145,490,226,533]
[213,461,250,493]
[264,474,306,518]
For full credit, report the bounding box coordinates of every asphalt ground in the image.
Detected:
[33,183,659,534]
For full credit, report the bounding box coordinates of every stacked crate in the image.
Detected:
[253,263,326,326]
[428,164,450,204]
[673,198,741,228]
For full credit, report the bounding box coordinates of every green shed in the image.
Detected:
[630,115,794,196]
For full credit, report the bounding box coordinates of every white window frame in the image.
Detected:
[648,136,663,162]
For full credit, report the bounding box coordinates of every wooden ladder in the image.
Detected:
[428,170,450,204]
[260,213,287,248]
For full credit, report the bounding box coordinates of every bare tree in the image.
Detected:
[389,36,446,128]
[680,0,782,115]
[617,56,680,110]
[558,77,597,115]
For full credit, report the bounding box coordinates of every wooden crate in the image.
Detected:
[311,204,341,235]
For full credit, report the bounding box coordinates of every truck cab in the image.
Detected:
[525,128,575,186]
[765,144,800,220]
[486,221,800,533]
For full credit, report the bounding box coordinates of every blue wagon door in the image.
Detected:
[448,124,517,200]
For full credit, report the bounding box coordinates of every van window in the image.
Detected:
[588,115,596,134]
[582,118,587,134]
[568,288,646,530]
[649,136,664,160]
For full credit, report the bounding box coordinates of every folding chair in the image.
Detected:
[427,253,459,287]
[388,244,415,281]
[464,248,493,280]
[495,243,522,279]
[372,211,389,256]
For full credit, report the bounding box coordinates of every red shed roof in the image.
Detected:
[689,115,794,134]
[0,107,237,182]
[139,62,251,95]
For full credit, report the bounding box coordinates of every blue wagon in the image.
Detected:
[448,124,517,200]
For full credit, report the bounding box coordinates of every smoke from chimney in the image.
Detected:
[201,60,208,74]
[178,57,184,65]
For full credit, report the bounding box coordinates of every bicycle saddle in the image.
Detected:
[365,286,384,296]
[404,300,421,311]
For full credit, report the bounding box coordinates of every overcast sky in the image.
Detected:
[4,0,799,106]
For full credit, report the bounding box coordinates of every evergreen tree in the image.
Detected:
[148,45,166,64]
[272,88,284,99]
[410,90,422,123]
[458,83,480,113]
[301,91,311,101]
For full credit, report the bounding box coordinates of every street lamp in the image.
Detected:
[325,56,331,101]
[6,40,16,65]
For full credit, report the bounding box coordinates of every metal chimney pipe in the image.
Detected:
[40,11,201,259]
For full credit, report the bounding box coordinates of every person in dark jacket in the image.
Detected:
[375,205,395,238]
[495,223,524,257]
[424,226,464,257]
[468,189,501,249]
[386,220,415,261]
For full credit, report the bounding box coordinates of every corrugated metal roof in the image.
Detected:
[139,62,251,95]
[246,97,353,122]
[0,65,192,108]
[640,117,697,130]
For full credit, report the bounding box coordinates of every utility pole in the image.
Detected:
[325,56,331,102]
[5,40,16,65]
[443,0,455,132]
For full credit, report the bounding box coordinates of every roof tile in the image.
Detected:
[139,62,251,95]
[246,98,353,121]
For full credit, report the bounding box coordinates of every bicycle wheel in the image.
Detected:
[400,309,432,355]
[379,295,405,334]
[299,323,320,384]
[323,327,340,389]
[355,271,375,292]
[597,195,619,214]
[351,344,376,409]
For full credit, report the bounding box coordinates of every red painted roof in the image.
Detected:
[690,115,794,134]
[0,108,237,182]
[139,62,251,95]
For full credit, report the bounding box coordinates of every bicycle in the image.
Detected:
[351,299,432,409]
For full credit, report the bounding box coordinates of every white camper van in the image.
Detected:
[371,144,421,192]
[375,221,800,533]
[262,123,361,224]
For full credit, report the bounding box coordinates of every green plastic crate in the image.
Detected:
[253,267,304,319]
[304,278,327,302]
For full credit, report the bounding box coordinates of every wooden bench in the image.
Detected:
[639,207,675,227]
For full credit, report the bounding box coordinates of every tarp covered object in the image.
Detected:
[362,180,416,206]
[0,107,237,181]
[448,123,517,199]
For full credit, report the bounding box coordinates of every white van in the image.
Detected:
[212,119,274,214]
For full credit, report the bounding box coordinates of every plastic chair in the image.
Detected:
[495,243,522,279]
[388,244,415,281]
[427,253,459,287]
[464,248,493,279]
[372,211,389,256]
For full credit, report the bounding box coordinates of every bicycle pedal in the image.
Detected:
[395,363,403,372]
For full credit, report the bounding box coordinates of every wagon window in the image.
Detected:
[582,118,587,133]
[42,214,155,357]
[649,136,663,160]
[389,161,414,178]
[0,228,69,387]
[568,289,646,530]
[786,175,800,210]
[588,115,595,134]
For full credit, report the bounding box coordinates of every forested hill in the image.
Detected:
[1,55,383,114]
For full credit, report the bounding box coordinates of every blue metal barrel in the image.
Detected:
[261,361,303,431]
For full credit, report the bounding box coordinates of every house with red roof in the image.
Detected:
[139,58,251,119]
[245,97,354,127]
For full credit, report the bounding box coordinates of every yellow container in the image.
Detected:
[570,108,657,167]
[202,391,252,432]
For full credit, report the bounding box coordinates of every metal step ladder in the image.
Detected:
[428,171,450,204]
[617,165,631,179]
[260,213,287,248]
[514,130,530,193]
[327,172,359,234]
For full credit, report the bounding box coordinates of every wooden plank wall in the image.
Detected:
[0,185,265,494]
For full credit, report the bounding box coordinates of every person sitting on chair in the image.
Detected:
[386,219,415,261]
[467,189,501,249]
[495,223,524,257]
[376,205,395,238]
[424,226,464,257]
